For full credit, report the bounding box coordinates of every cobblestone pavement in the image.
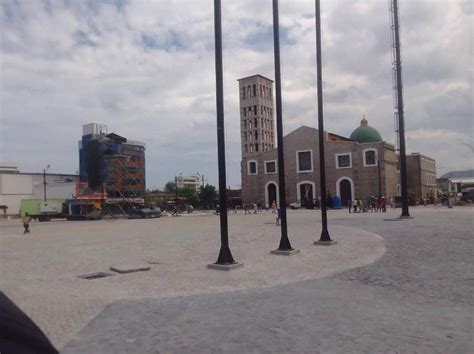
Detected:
[0,210,385,350]
[62,206,473,353]
[333,207,474,305]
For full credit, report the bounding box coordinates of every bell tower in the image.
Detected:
[237,75,275,158]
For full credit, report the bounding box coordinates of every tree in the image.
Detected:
[178,187,198,206]
[164,181,176,194]
[199,184,217,209]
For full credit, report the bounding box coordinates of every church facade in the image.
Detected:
[239,74,401,207]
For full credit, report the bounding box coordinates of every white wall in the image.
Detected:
[0,173,78,215]
[33,182,76,199]
[0,174,33,194]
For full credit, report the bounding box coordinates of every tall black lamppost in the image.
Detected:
[314,0,336,245]
[208,0,242,270]
[270,0,299,256]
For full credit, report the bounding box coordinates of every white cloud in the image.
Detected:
[1,0,472,189]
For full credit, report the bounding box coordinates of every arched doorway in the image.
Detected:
[265,182,278,207]
[296,181,316,208]
[299,183,313,206]
[336,177,354,207]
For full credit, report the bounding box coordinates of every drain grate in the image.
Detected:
[78,272,115,280]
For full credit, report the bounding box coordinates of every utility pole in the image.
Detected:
[43,169,47,202]
[390,0,411,218]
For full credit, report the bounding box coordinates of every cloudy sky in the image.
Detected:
[1,0,472,189]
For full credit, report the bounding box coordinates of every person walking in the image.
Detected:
[22,213,31,235]
[271,200,277,214]
[348,199,352,213]
[275,207,281,225]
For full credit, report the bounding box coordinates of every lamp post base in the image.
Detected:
[314,240,338,246]
[207,262,244,271]
[270,249,300,256]
[384,215,414,221]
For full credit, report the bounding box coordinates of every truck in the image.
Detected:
[20,199,103,221]
[20,199,68,222]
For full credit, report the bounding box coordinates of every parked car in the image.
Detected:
[290,200,301,209]
[290,199,320,209]
[128,208,161,219]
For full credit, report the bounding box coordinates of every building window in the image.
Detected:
[247,85,251,98]
[265,160,277,174]
[248,160,257,175]
[335,153,352,169]
[253,84,256,97]
[250,145,253,153]
[255,143,259,152]
[297,150,313,172]
[363,149,378,167]
[244,144,248,153]
[241,87,245,100]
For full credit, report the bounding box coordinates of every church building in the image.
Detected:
[239,74,402,207]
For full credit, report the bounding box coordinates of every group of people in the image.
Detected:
[239,200,282,225]
[349,196,387,213]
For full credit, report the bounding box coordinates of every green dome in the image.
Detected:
[350,117,383,143]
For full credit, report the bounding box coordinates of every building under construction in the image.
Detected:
[79,123,146,214]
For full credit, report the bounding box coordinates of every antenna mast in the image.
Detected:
[389,0,410,217]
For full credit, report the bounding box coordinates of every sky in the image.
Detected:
[1,0,472,189]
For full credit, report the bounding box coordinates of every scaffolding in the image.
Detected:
[102,147,145,214]
[78,124,146,216]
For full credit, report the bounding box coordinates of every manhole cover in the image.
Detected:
[78,272,115,280]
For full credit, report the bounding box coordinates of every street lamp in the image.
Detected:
[43,164,50,202]
[175,172,182,208]
[270,0,299,256]
[314,0,336,246]
[207,0,242,271]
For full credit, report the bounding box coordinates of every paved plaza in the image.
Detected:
[1,206,473,353]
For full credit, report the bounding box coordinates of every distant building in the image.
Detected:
[0,163,77,215]
[239,74,436,207]
[176,175,201,191]
[438,170,474,201]
[406,153,437,201]
[78,123,146,212]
